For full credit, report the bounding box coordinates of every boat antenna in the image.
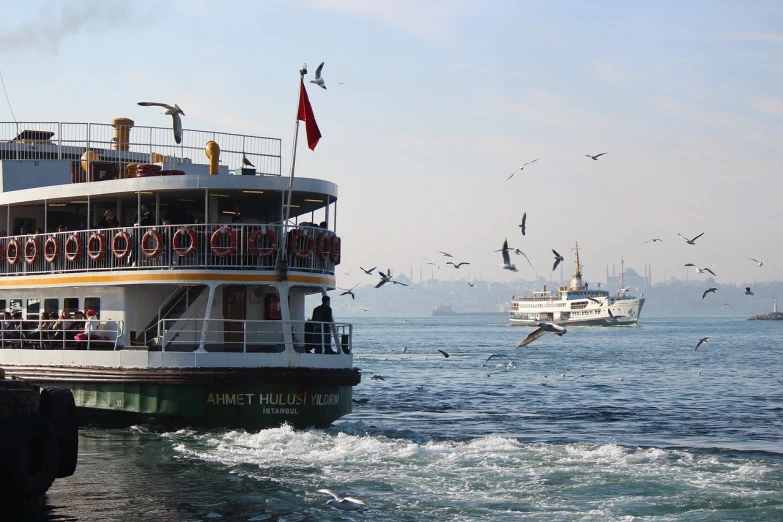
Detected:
[621,255,625,293]
[0,61,19,136]
[277,63,309,280]
[574,241,582,277]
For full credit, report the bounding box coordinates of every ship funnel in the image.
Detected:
[205,141,220,175]
[111,118,134,151]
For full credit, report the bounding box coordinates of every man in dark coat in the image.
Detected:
[311,295,334,353]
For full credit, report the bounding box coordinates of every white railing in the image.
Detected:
[0,121,282,176]
[158,318,352,354]
[0,320,123,350]
[0,224,339,276]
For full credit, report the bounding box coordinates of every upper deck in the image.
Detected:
[0,120,343,282]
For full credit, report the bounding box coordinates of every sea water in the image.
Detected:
[29,317,783,520]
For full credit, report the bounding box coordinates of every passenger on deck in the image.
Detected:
[311,295,335,354]
[134,203,155,227]
[75,309,103,347]
[50,310,73,348]
[68,311,86,347]
[0,311,20,344]
[99,208,119,228]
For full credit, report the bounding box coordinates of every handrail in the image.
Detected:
[158,318,352,355]
[0,320,123,350]
[0,223,339,277]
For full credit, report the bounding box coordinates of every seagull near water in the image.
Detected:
[702,287,718,300]
[310,62,327,89]
[497,239,518,272]
[552,249,564,271]
[678,232,705,245]
[360,266,376,275]
[585,152,607,161]
[317,489,366,512]
[684,263,716,276]
[506,158,539,181]
[137,102,185,144]
[694,336,710,351]
[518,322,567,347]
[338,284,358,299]
[446,261,471,269]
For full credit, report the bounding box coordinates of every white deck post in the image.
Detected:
[196,283,217,353]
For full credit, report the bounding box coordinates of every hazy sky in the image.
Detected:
[1,1,781,291]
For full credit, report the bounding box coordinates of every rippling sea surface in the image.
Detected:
[22,316,783,521]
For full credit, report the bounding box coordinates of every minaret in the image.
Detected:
[774,296,778,313]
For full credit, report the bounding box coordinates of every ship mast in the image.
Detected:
[621,256,625,291]
[574,242,582,277]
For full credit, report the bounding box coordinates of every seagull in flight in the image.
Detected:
[518,322,567,347]
[318,489,366,512]
[619,286,631,296]
[338,285,358,299]
[438,349,450,358]
[468,281,475,287]
[446,261,471,269]
[375,269,408,288]
[519,212,527,236]
[678,232,705,245]
[137,102,185,144]
[645,238,663,244]
[744,287,754,296]
[506,158,539,181]
[360,266,376,275]
[552,249,564,271]
[585,152,607,161]
[497,239,517,272]
[438,251,453,258]
[310,62,327,89]
[685,264,716,276]
[426,262,441,269]
[702,287,718,300]
[747,257,764,267]
[694,336,710,351]
[587,297,603,305]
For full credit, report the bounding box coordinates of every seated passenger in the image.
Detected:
[75,309,103,347]
[50,310,73,348]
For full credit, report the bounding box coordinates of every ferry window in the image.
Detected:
[9,299,22,313]
[0,299,4,312]
[27,298,40,320]
[13,218,36,235]
[64,298,79,314]
[44,298,59,315]
[85,297,101,319]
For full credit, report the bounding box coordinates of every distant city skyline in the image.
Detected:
[1,1,781,289]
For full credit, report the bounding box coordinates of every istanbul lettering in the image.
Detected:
[205,392,340,415]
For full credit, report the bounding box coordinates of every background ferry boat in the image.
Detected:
[0,113,359,430]
[509,244,645,327]
[431,305,457,317]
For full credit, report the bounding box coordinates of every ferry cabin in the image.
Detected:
[0,119,357,428]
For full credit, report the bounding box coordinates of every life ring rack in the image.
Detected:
[112,231,133,260]
[7,238,21,265]
[248,227,278,258]
[141,229,163,259]
[44,235,61,263]
[289,229,315,260]
[86,232,106,261]
[64,234,82,262]
[210,227,237,258]
[173,227,198,257]
[24,237,41,264]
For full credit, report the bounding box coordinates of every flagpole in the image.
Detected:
[277,64,308,280]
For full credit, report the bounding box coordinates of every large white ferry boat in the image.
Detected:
[0,102,359,429]
[509,244,645,327]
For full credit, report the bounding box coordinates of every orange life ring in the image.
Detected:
[315,232,331,260]
[87,232,106,261]
[7,238,20,265]
[289,229,315,260]
[24,237,41,264]
[248,227,277,258]
[44,235,61,263]
[0,240,4,263]
[64,234,82,262]
[112,231,132,260]
[330,236,342,264]
[210,227,237,258]
[141,229,163,259]
[172,227,198,257]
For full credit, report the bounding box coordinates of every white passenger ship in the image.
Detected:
[509,244,645,327]
[0,111,359,430]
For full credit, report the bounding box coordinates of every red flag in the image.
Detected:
[297,79,321,150]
